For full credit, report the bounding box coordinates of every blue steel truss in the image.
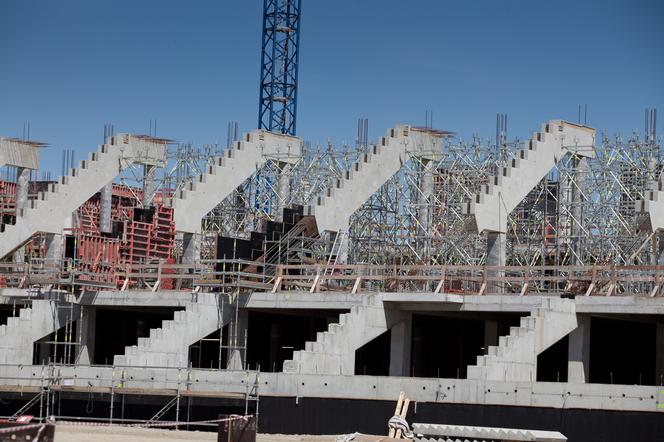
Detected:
[258,0,302,136]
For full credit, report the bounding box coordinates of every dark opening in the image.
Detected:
[93,307,180,365]
[355,330,391,376]
[189,325,229,369]
[246,310,344,372]
[411,314,485,378]
[589,316,656,385]
[0,305,14,326]
[64,235,76,259]
[537,335,569,382]
[34,322,78,365]
[133,207,155,223]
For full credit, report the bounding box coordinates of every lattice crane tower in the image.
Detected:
[258,0,302,135]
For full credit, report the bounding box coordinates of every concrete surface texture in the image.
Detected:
[0,137,40,169]
[171,129,302,234]
[307,125,442,235]
[0,299,79,364]
[113,293,231,367]
[0,134,166,260]
[467,297,577,382]
[465,120,596,234]
[637,172,664,232]
[283,294,407,375]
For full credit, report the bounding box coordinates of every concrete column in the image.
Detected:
[182,232,199,265]
[274,162,291,222]
[142,164,156,207]
[13,167,30,263]
[99,182,113,234]
[486,231,506,293]
[658,231,664,266]
[417,159,434,259]
[389,314,412,377]
[483,320,498,354]
[15,167,30,215]
[269,321,282,372]
[76,306,96,365]
[656,323,664,386]
[44,233,62,262]
[568,314,591,383]
[227,308,248,370]
[486,231,506,266]
[570,156,587,265]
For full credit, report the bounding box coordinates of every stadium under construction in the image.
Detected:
[0,1,663,442]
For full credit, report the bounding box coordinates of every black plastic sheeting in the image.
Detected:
[258,397,664,442]
[1,392,662,442]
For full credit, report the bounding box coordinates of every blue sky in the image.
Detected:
[1,0,662,175]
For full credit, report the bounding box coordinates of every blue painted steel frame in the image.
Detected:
[258,0,302,136]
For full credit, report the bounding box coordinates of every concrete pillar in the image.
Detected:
[658,231,664,266]
[486,231,506,293]
[15,167,29,215]
[227,308,248,370]
[484,320,498,354]
[417,159,434,259]
[44,233,62,262]
[269,321,282,372]
[389,314,412,377]
[142,164,156,207]
[76,306,96,365]
[182,232,199,265]
[656,323,664,386]
[570,156,587,265]
[99,182,113,234]
[13,167,30,263]
[486,231,506,266]
[568,314,591,383]
[274,162,291,222]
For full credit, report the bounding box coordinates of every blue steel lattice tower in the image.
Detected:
[258,0,302,136]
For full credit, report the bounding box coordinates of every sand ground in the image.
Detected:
[54,425,338,442]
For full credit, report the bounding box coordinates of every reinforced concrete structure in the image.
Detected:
[0,114,662,442]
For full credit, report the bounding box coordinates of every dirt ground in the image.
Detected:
[54,425,338,442]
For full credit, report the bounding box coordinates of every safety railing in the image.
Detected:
[1,260,662,296]
[271,264,664,296]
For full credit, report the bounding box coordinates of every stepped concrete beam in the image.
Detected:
[171,130,301,234]
[307,125,443,235]
[0,134,167,260]
[467,297,577,382]
[283,295,407,375]
[112,293,232,368]
[466,120,595,234]
[0,300,79,364]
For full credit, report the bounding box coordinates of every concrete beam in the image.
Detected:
[2,365,661,413]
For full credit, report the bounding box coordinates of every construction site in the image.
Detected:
[0,1,663,442]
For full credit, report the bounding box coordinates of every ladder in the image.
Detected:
[323,230,345,277]
[10,389,45,420]
[144,395,178,426]
[244,368,260,424]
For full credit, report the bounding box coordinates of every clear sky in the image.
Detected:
[1,0,662,175]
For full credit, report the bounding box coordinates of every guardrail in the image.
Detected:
[272,264,664,296]
[0,260,662,296]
